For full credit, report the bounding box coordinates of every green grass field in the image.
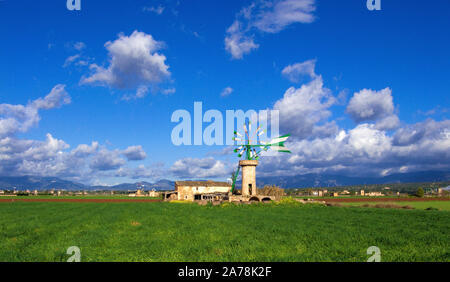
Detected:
[0,201,448,262]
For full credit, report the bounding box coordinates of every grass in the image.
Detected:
[340,201,450,211]
[0,201,448,262]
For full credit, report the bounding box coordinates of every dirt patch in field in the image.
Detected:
[0,198,162,203]
[362,203,415,210]
[323,197,450,203]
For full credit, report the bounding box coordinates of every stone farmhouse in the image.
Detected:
[164,181,231,201]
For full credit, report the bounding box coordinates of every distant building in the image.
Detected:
[129,189,147,197]
[360,190,365,196]
[148,189,160,197]
[367,191,384,197]
[331,192,339,197]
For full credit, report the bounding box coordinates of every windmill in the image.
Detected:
[230,120,291,194]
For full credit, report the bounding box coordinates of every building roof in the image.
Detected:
[175,181,231,187]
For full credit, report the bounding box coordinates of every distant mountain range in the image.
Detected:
[0,171,449,191]
[0,176,174,191]
[257,171,450,188]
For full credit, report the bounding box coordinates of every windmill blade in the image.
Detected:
[269,146,291,153]
[269,134,290,145]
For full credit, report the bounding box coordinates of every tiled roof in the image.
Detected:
[175,181,231,187]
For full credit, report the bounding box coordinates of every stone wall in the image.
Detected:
[240,160,258,196]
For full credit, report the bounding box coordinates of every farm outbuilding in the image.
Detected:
[163,181,231,201]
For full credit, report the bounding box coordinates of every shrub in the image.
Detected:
[275,197,299,205]
[416,188,424,198]
[257,185,285,198]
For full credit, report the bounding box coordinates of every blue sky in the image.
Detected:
[0,0,449,185]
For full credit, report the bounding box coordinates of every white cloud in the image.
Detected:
[0,88,153,183]
[162,88,176,95]
[122,85,149,101]
[122,145,147,161]
[273,76,337,139]
[225,0,316,59]
[220,86,234,97]
[282,59,317,82]
[90,149,126,171]
[116,163,164,179]
[170,157,232,178]
[346,88,397,125]
[252,61,450,177]
[63,54,81,68]
[81,31,171,96]
[257,119,450,178]
[73,42,86,51]
[225,21,259,59]
[143,5,165,15]
[0,85,70,138]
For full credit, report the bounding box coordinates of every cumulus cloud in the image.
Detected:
[0,88,152,183]
[122,85,149,101]
[80,31,171,96]
[273,76,337,139]
[0,85,70,138]
[220,86,234,97]
[170,157,232,178]
[122,145,147,161]
[90,149,126,171]
[346,88,399,130]
[282,59,317,82]
[225,0,316,59]
[257,120,450,178]
[225,21,259,59]
[116,163,164,179]
[249,60,450,178]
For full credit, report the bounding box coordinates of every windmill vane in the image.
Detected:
[230,121,291,193]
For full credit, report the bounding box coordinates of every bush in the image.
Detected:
[275,197,299,205]
[257,185,285,197]
[416,188,424,198]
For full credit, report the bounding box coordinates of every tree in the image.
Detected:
[416,187,424,198]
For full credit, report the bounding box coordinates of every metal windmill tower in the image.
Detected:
[230,120,291,195]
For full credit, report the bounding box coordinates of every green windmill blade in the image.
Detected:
[230,122,291,193]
